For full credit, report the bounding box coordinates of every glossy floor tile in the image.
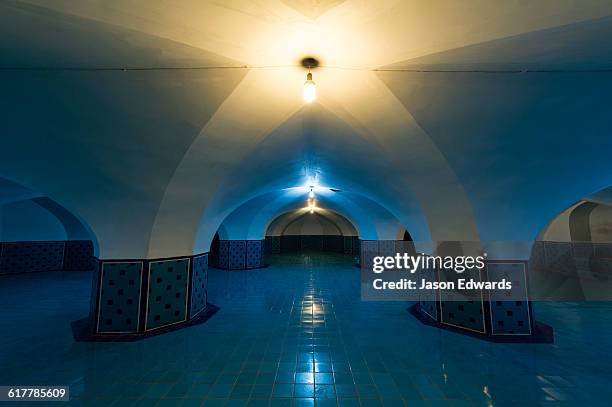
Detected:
[0,253,611,406]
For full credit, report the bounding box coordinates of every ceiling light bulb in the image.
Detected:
[309,189,315,199]
[303,72,316,103]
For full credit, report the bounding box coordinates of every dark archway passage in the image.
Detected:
[209,232,221,267]
[265,211,358,257]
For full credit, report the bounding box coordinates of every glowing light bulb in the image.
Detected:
[309,188,315,199]
[303,72,316,103]
[310,209,314,214]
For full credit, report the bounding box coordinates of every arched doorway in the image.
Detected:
[531,187,612,300]
[0,178,98,274]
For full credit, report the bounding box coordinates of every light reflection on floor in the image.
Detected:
[0,252,611,406]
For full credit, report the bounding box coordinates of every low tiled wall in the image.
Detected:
[264,235,359,256]
[530,241,612,279]
[360,240,551,342]
[414,260,552,342]
[0,240,95,274]
[90,253,209,337]
[217,240,265,270]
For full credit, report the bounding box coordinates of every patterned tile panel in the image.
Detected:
[395,240,406,255]
[190,254,208,318]
[218,240,229,269]
[490,301,531,335]
[419,267,438,320]
[487,262,531,335]
[146,259,189,330]
[270,236,281,254]
[360,240,378,271]
[572,242,594,258]
[97,262,143,333]
[246,240,263,269]
[281,236,300,252]
[300,235,318,251]
[64,240,95,271]
[343,236,353,254]
[529,241,546,272]
[544,242,574,276]
[440,300,486,333]
[264,237,272,255]
[228,241,246,269]
[378,240,395,257]
[0,241,65,274]
[352,237,360,256]
[594,243,612,259]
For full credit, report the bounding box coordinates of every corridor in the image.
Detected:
[0,254,611,406]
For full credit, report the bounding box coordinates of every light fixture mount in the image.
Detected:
[301,57,319,69]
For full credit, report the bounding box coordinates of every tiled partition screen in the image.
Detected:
[217,240,265,270]
[530,241,612,281]
[360,240,551,342]
[0,240,95,274]
[415,260,534,339]
[264,235,360,256]
[90,253,209,337]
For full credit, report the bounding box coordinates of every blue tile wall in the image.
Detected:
[270,236,281,254]
[281,235,299,252]
[359,239,432,295]
[64,240,95,271]
[343,236,352,254]
[440,300,486,333]
[487,262,531,335]
[360,240,378,270]
[529,241,546,271]
[490,301,531,335]
[228,240,246,270]
[394,240,405,255]
[352,237,360,256]
[275,235,346,253]
[0,240,96,274]
[321,236,331,251]
[246,240,264,269]
[300,235,318,251]
[544,242,574,275]
[218,240,229,269]
[0,241,65,274]
[145,259,189,330]
[97,262,143,333]
[218,240,265,270]
[264,237,272,255]
[594,242,612,258]
[419,267,438,320]
[89,259,101,329]
[325,235,343,252]
[190,254,208,318]
[378,240,395,257]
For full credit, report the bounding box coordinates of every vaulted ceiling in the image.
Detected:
[1,0,611,258]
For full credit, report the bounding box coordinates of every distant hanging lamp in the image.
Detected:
[308,198,316,214]
[303,70,316,103]
[301,57,319,103]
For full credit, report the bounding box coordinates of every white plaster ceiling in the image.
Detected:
[0,0,611,258]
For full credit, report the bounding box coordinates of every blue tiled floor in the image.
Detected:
[1,253,611,406]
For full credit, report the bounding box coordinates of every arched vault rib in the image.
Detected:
[147,68,304,258]
[316,68,480,242]
[215,189,397,242]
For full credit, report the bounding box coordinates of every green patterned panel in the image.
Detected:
[146,258,189,330]
[97,262,143,333]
